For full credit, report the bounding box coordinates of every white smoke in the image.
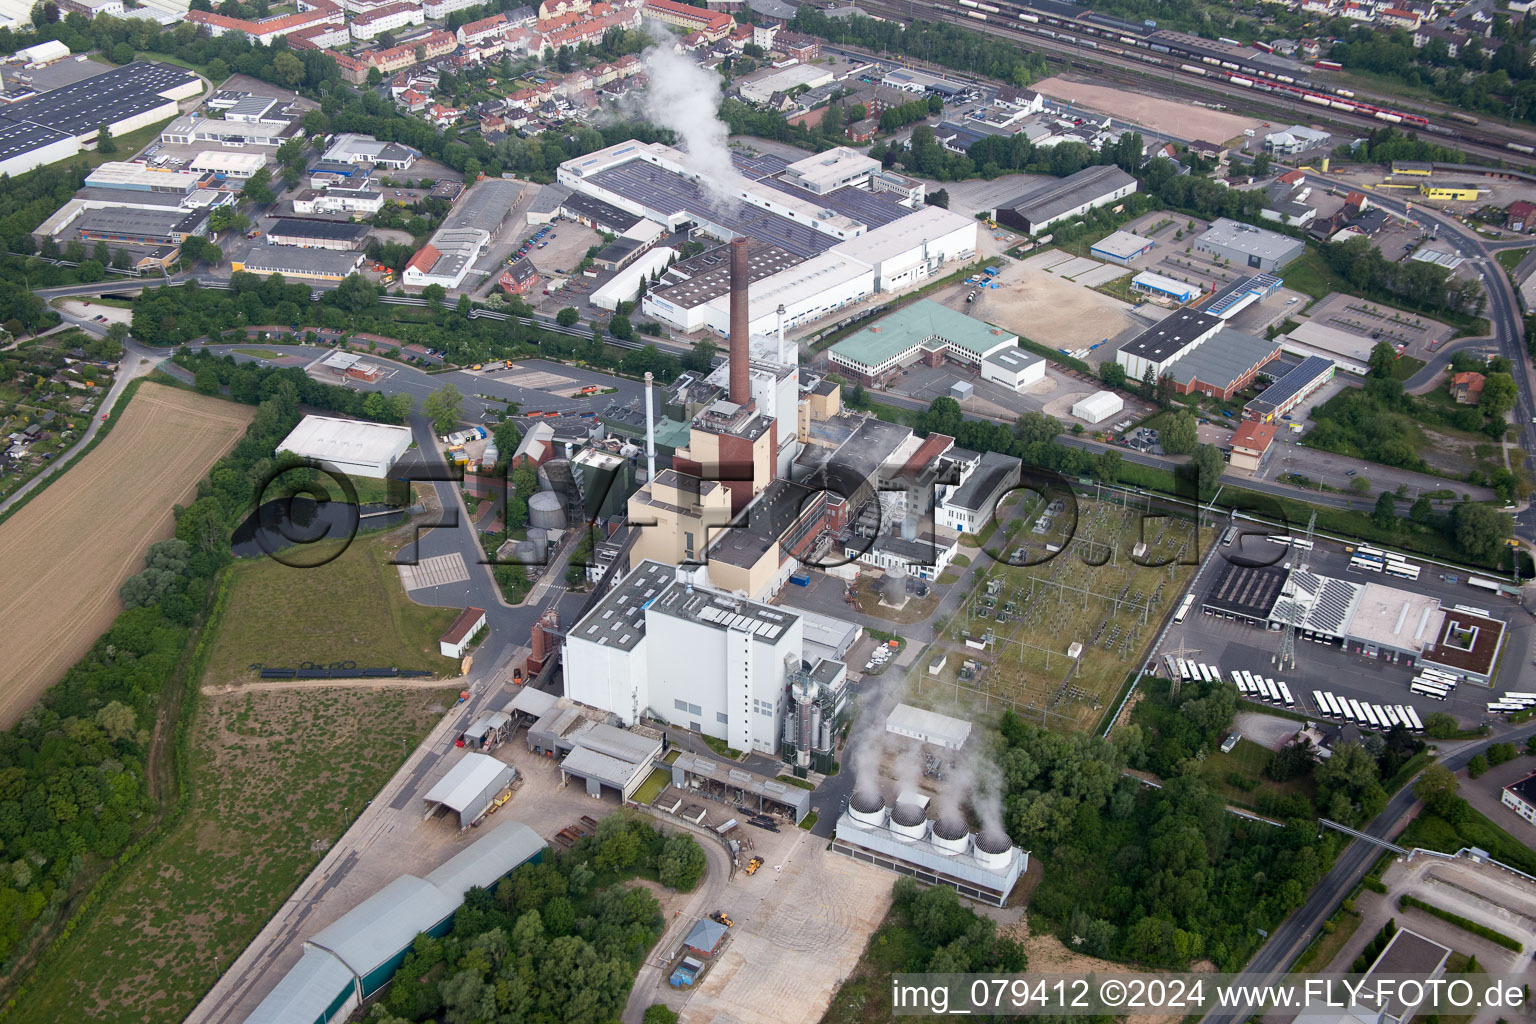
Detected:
[636,42,749,205]
[970,753,1007,839]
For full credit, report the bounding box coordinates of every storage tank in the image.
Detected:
[930,815,969,855]
[521,528,549,563]
[973,829,1013,868]
[848,789,885,827]
[880,563,908,604]
[528,490,567,530]
[889,801,927,841]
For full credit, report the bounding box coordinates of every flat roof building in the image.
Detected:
[992,165,1137,235]
[885,702,972,750]
[980,345,1045,392]
[1244,355,1334,422]
[1195,217,1305,272]
[322,132,420,170]
[829,300,1017,383]
[780,146,879,194]
[1115,309,1223,381]
[188,150,268,179]
[266,217,370,250]
[275,414,412,478]
[231,245,364,281]
[73,206,208,245]
[83,161,207,194]
[1160,327,1280,401]
[1131,270,1199,303]
[1090,229,1154,263]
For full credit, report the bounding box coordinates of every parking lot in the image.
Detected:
[1298,292,1454,360]
[1163,536,1536,729]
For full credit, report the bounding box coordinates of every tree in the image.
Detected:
[608,314,634,341]
[556,307,580,327]
[1422,711,1460,739]
[1161,410,1197,455]
[683,339,717,373]
[1140,364,1155,399]
[424,382,463,433]
[96,123,116,155]
[1414,763,1460,815]
[1100,361,1126,389]
[1349,476,1371,495]
[644,1007,680,1024]
[1190,443,1224,501]
[1410,495,1433,524]
[1468,753,1489,778]
[272,51,305,90]
[1154,373,1176,407]
[1372,491,1397,530]
[241,167,276,205]
[194,363,221,395]
[1368,340,1397,379]
[1253,151,1271,176]
[656,833,706,891]
[422,283,446,308]
[1453,501,1512,561]
[1479,372,1517,420]
[927,188,950,208]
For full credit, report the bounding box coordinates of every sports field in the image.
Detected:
[200,530,461,686]
[0,383,253,727]
[924,495,1206,732]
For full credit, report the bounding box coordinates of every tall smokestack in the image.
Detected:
[643,371,657,485]
[777,303,787,364]
[729,236,750,406]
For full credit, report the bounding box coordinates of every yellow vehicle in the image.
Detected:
[744,857,763,876]
[472,364,483,370]
[710,910,733,927]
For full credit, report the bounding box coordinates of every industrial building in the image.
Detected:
[160,114,291,147]
[421,751,515,829]
[1501,771,1536,830]
[1244,355,1335,421]
[980,346,1045,391]
[403,228,490,289]
[231,246,365,281]
[1159,327,1280,401]
[833,789,1028,907]
[187,150,268,180]
[0,61,201,177]
[266,218,370,250]
[562,559,848,757]
[292,186,384,216]
[243,823,545,1024]
[74,206,209,246]
[1130,270,1199,303]
[828,300,1017,384]
[1115,309,1223,381]
[669,750,814,820]
[1205,273,1283,321]
[990,165,1137,235]
[321,132,420,170]
[1090,229,1154,264]
[1195,218,1305,272]
[935,450,1021,533]
[1203,561,1507,682]
[439,606,487,658]
[885,703,972,750]
[83,162,208,194]
[522,699,664,801]
[275,414,413,478]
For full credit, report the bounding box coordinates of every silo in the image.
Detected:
[848,789,885,827]
[973,830,1013,868]
[523,528,549,562]
[528,491,567,530]
[818,719,832,753]
[880,563,908,604]
[889,801,927,841]
[930,815,969,856]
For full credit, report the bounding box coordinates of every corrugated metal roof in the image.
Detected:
[244,945,354,1024]
[423,753,514,812]
[423,822,546,898]
[308,876,457,979]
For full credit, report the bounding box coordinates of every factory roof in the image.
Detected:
[569,558,676,651]
[672,751,811,813]
[1247,355,1334,418]
[944,450,1020,512]
[1272,569,1363,637]
[649,567,799,642]
[831,300,1016,371]
[981,346,1043,375]
[83,161,205,191]
[996,164,1135,224]
[760,175,910,228]
[73,206,205,239]
[188,150,269,173]
[780,146,878,192]
[504,684,558,718]
[1161,328,1278,391]
[422,752,511,813]
[309,875,458,980]
[885,702,972,748]
[1117,309,1222,367]
[1204,559,1288,619]
[0,118,74,165]
[240,246,363,277]
[1423,608,1505,678]
[442,178,521,232]
[703,251,871,325]
[650,238,802,310]
[1090,229,1154,259]
[322,132,421,165]
[561,189,644,233]
[0,60,197,138]
[268,218,372,243]
[243,946,355,1024]
[276,414,411,467]
[1348,582,1443,655]
[1197,217,1305,261]
[529,182,572,215]
[226,94,284,120]
[829,205,976,265]
[422,821,545,897]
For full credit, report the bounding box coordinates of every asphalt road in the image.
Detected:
[1202,722,1536,1024]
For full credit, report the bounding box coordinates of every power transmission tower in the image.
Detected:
[1274,513,1316,672]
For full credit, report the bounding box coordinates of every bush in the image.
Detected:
[657,833,707,891]
[1400,895,1523,951]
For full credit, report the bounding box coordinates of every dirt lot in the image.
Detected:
[961,254,1145,357]
[1033,75,1261,142]
[0,382,253,727]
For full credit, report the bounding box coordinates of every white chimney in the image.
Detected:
[643,371,657,485]
[777,303,788,363]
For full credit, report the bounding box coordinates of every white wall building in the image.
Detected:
[348,0,425,40]
[980,347,1044,391]
[780,147,880,195]
[694,252,874,337]
[591,246,676,311]
[563,560,820,755]
[1071,390,1124,424]
[276,414,413,477]
[827,205,977,292]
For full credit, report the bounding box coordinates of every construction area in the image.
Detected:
[925,494,1207,732]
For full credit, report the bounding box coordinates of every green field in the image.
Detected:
[1497,248,1530,275]
[201,529,459,685]
[7,686,453,1024]
[925,496,1205,732]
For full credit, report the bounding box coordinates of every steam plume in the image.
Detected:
[637,42,749,205]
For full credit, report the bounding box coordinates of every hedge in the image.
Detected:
[1399,895,1523,951]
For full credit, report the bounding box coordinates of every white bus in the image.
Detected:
[1197,663,1212,683]
[1349,555,1384,573]
[1312,689,1327,714]
[1468,576,1503,593]
[1177,659,1192,681]
[1361,704,1382,729]
[1356,546,1386,559]
[1488,702,1524,714]
[1278,681,1295,707]
[1384,562,1421,581]
[1420,669,1458,688]
[1238,670,1256,694]
[1164,655,1179,678]
[1263,678,1280,703]
[1324,692,1345,718]
[1173,593,1195,623]
[1346,698,1365,723]
[1410,681,1450,701]
[1402,706,1425,732]
[1502,691,1536,703]
[1381,705,1402,728]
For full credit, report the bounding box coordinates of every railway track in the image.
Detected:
[850,0,1536,165]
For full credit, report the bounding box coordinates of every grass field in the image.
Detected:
[1496,247,1530,276]
[201,529,460,684]
[8,686,454,1024]
[0,382,252,727]
[922,496,1204,732]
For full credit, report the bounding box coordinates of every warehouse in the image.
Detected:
[935,450,1022,533]
[980,346,1045,391]
[439,606,487,658]
[555,722,664,801]
[591,246,676,310]
[160,114,290,147]
[779,146,880,195]
[245,823,545,1024]
[1160,327,1280,400]
[292,185,384,216]
[991,165,1137,235]
[422,751,515,828]
[669,751,813,822]
[231,245,364,281]
[1090,229,1154,264]
[1279,321,1374,375]
[187,150,268,181]
[1130,270,1199,303]
[885,703,971,750]
[643,241,812,331]
[738,63,835,103]
[402,228,490,290]
[275,414,412,477]
[322,132,420,170]
[827,204,978,291]
[266,217,370,250]
[74,206,209,245]
[1244,355,1334,421]
[0,120,79,180]
[828,300,1017,384]
[1195,218,1304,272]
[1072,389,1124,424]
[697,252,874,338]
[83,162,207,194]
[1115,309,1223,380]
